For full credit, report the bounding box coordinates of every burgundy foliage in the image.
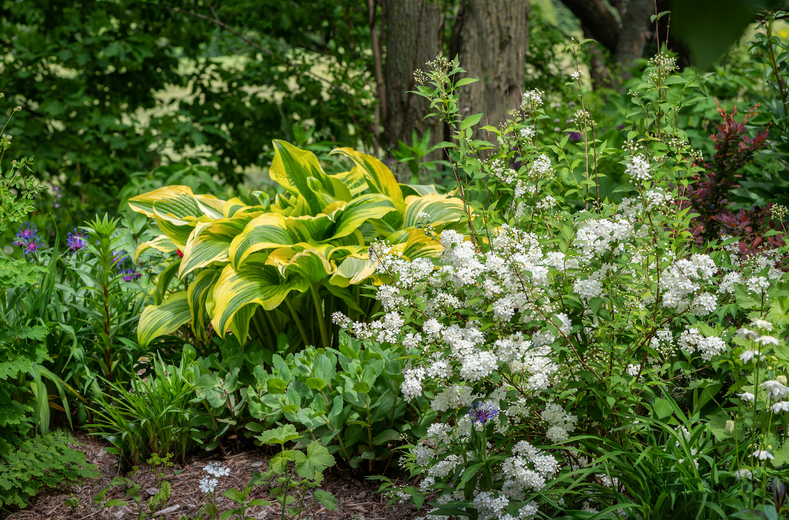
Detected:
[684,101,783,255]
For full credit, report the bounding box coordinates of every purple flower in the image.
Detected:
[16,222,38,241]
[22,236,43,255]
[120,268,142,282]
[111,249,128,266]
[467,402,499,425]
[67,229,88,253]
[566,131,583,142]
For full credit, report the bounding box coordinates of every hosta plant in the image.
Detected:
[129,140,466,353]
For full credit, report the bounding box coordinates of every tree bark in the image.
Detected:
[383,0,442,156]
[613,0,654,81]
[457,0,529,140]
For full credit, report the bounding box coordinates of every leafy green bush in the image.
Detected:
[0,431,99,509]
[246,336,422,470]
[128,140,466,353]
[349,51,788,517]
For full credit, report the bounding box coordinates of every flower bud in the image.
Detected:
[725,420,735,433]
[777,375,788,386]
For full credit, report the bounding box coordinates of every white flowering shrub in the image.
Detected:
[338,50,788,518]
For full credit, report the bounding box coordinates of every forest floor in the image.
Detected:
[7,432,425,520]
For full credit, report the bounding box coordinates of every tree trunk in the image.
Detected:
[457,0,529,140]
[613,0,654,81]
[383,0,442,158]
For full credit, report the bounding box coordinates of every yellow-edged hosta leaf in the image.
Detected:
[188,270,219,342]
[285,212,341,243]
[229,303,257,346]
[129,186,200,218]
[138,291,191,347]
[328,256,375,287]
[154,214,199,250]
[135,235,176,262]
[194,194,225,219]
[330,148,405,218]
[403,193,466,228]
[330,193,397,240]
[179,217,252,278]
[327,245,367,262]
[229,213,297,270]
[331,169,368,197]
[211,263,309,338]
[222,197,250,218]
[393,229,443,259]
[155,259,182,305]
[266,245,335,286]
[400,184,440,197]
[270,140,328,215]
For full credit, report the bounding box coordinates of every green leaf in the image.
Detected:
[305,377,326,390]
[455,77,478,87]
[103,499,129,507]
[293,441,336,480]
[256,424,302,445]
[460,113,483,131]
[248,499,272,507]
[313,490,338,511]
[137,291,191,347]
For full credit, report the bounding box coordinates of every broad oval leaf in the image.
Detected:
[138,291,191,347]
[211,263,309,338]
[229,213,297,270]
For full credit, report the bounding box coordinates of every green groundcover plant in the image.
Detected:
[334,52,790,519]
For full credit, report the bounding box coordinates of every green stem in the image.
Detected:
[285,298,310,348]
[309,284,330,349]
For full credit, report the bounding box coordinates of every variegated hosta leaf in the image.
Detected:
[211,263,309,339]
[393,229,443,259]
[154,214,197,250]
[229,213,297,270]
[403,193,466,228]
[138,291,191,347]
[330,148,406,222]
[156,259,183,305]
[179,218,251,278]
[188,270,218,342]
[329,193,397,240]
[266,245,335,286]
[129,186,201,218]
[328,256,376,287]
[285,212,341,243]
[229,303,257,346]
[331,168,368,197]
[222,197,251,218]
[135,235,176,262]
[270,140,330,215]
[400,184,440,197]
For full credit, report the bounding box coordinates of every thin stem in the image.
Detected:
[309,284,330,349]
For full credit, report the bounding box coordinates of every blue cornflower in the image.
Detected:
[16,222,38,241]
[67,229,88,253]
[22,236,43,255]
[120,268,142,282]
[467,402,499,425]
[111,249,128,266]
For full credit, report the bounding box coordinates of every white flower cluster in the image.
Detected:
[660,254,717,314]
[501,441,561,497]
[529,154,553,180]
[541,403,577,443]
[574,217,633,260]
[678,327,727,361]
[489,158,519,186]
[521,89,544,110]
[199,462,229,494]
[520,126,535,140]
[625,154,651,181]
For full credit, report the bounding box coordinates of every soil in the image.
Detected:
[7,432,425,520]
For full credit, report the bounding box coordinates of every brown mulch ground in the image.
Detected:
[7,432,425,520]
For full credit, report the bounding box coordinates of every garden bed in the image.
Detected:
[8,432,423,520]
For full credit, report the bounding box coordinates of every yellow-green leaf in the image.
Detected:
[270,140,328,215]
[229,213,297,270]
[135,235,176,262]
[211,263,309,338]
[188,270,218,342]
[330,193,397,240]
[331,148,405,221]
[138,291,191,347]
[403,193,466,228]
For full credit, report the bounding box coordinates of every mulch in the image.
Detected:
[7,432,426,520]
